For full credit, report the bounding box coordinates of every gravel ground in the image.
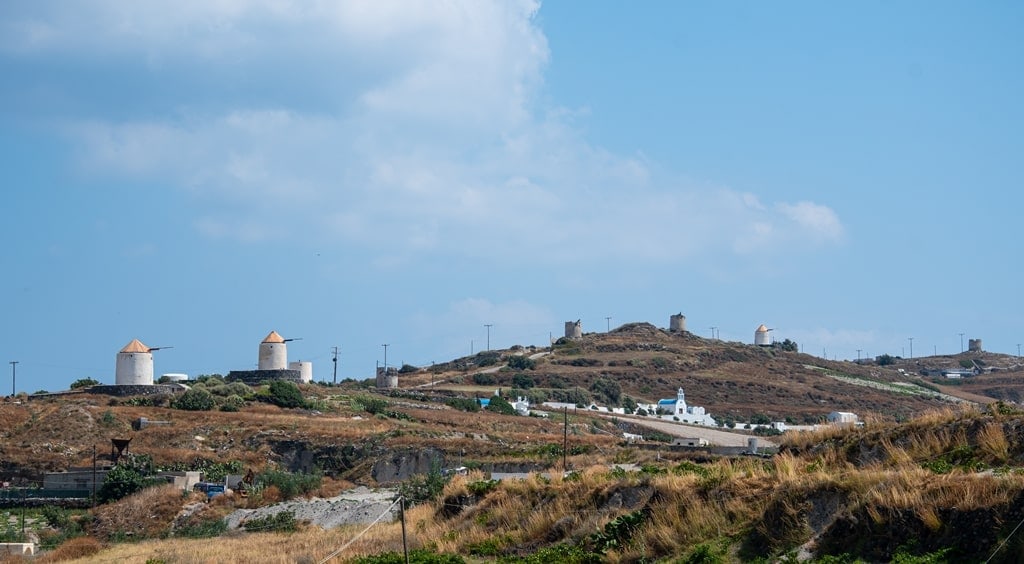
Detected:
[226,486,400,530]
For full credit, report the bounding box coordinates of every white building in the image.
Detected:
[115,339,154,385]
[638,388,717,426]
[827,411,859,426]
[258,331,288,370]
[754,324,772,346]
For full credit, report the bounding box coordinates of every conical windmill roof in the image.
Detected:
[120,339,151,353]
[262,331,286,344]
[756,324,769,333]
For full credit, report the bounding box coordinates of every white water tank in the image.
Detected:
[116,339,154,385]
[259,331,288,370]
[289,361,313,383]
[754,324,772,346]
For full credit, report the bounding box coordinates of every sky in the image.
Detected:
[1,1,1022,393]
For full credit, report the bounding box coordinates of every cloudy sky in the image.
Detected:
[1,1,1021,392]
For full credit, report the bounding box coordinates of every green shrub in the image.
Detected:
[243,511,296,533]
[398,364,419,374]
[356,395,389,415]
[255,469,321,500]
[265,380,307,409]
[70,378,100,389]
[511,373,535,389]
[219,395,245,412]
[172,388,216,411]
[507,356,536,370]
[352,549,466,564]
[473,373,496,385]
[445,398,481,412]
[400,464,448,506]
[485,395,516,415]
[174,517,227,538]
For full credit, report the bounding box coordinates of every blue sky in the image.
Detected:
[1,1,1021,393]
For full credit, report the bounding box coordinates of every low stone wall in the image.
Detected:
[88,385,183,397]
[226,369,302,386]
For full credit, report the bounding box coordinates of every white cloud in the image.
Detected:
[10,0,844,266]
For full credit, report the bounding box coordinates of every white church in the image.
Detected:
[639,388,717,426]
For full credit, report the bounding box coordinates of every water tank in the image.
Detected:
[258,331,288,370]
[754,324,771,346]
[968,339,983,352]
[115,339,154,385]
[669,313,686,332]
[564,320,582,339]
[161,373,188,383]
[288,361,313,383]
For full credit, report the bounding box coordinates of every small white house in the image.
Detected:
[672,437,709,447]
[827,411,859,426]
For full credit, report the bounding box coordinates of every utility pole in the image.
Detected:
[400,496,409,564]
[382,344,389,375]
[1018,344,1021,358]
[710,327,717,340]
[856,349,862,361]
[909,337,914,360]
[605,317,611,333]
[332,346,339,385]
[9,361,17,397]
[958,333,964,353]
[484,324,492,351]
[92,445,97,508]
[470,340,474,356]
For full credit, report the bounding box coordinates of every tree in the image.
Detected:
[777,339,799,352]
[70,378,99,390]
[398,364,419,374]
[876,354,897,366]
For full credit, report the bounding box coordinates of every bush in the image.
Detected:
[97,465,148,503]
[399,464,449,506]
[507,356,536,370]
[219,395,245,412]
[175,517,227,538]
[512,373,535,389]
[243,511,296,533]
[589,378,621,406]
[255,469,322,500]
[472,373,496,385]
[356,395,389,415]
[70,378,100,389]
[265,380,307,409]
[172,388,216,411]
[485,395,516,415]
[398,364,419,374]
[352,549,466,564]
[445,397,480,412]
[876,354,897,366]
[474,351,501,367]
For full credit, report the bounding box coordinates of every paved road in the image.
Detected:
[591,412,778,448]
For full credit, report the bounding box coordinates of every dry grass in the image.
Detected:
[36,536,104,562]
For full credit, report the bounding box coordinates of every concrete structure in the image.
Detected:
[289,361,313,383]
[259,331,288,370]
[672,437,709,447]
[748,437,759,454]
[160,471,202,491]
[43,467,111,491]
[969,338,983,352]
[0,544,34,556]
[564,320,583,339]
[226,369,302,386]
[754,324,772,346]
[669,313,687,332]
[115,339,154,385]
[512,396,530,416]
[376,367,398,389]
